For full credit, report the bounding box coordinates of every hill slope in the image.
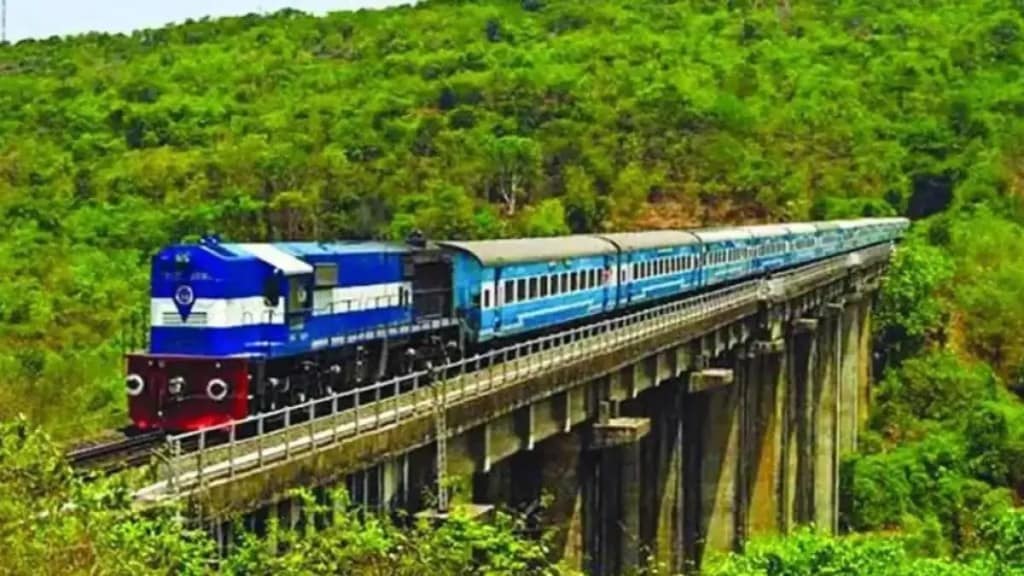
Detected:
[1,0,1023,435]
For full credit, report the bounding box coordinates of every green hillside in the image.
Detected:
[0,0,1022,444]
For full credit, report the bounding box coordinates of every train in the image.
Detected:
[126,217,909,431]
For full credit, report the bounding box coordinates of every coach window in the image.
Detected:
[529,277,538,299]
[517,278,527,302]
[590,269,597,287]
[559,272,567,293]
[483,288,491,309]
[540,276,549,297]
[570,271,578,292]
[505,280,515,304]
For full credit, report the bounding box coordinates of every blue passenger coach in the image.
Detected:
[598,231,702,307]
[744,225,794,275]
[692,229,754,287]
[440,237,617,342]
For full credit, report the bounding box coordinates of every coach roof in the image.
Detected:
[439,236,616,266]
[596,230,701,250]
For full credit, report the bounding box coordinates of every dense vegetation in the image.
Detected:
[3,0,1024,438]
[0,418,566,575]
[3,0,1024,572]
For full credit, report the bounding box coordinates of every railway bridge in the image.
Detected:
[136,243,894,574]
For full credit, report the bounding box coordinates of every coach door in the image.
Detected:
[602,254,614,312]
[493,267,503,332]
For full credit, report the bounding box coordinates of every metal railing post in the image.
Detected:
[228,424,236,479]
[197,430,205,490]
[394,378,401,423]
[308,402,316,450]
[354,389,361,434]
[257,416,265,468]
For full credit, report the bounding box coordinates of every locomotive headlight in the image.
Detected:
[168,376,185,396]
[207,378,229,402]
[126,374,145,397]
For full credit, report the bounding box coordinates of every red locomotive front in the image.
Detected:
[126,355,250,431]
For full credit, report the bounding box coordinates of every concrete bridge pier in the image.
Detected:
[685,353,741,567]
[812,305,841,534]
[587,404,651,576]
[784,317,817,529]
[743,330,787,541]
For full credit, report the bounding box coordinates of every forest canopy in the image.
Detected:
[1,0,1023,433]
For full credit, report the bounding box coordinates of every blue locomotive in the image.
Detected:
[127,217,908,431]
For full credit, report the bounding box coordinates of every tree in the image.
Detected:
[485,135,541,217]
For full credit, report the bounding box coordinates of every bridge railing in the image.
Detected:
[151,244,893,498]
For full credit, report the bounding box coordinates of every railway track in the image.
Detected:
[67,430,167,472]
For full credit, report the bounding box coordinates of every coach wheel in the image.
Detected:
[207,378,229,402]
[126,374,145,397]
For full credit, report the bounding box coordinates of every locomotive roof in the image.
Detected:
[233,243,314,275]
[274,241,407,257]
[595,230,701,250]
[439,236,616,266]
[205,241,405,275]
